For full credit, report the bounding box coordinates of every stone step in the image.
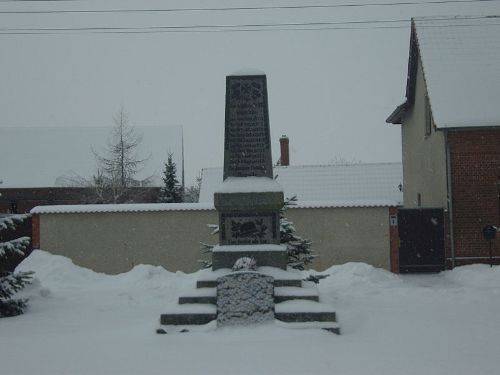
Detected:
[274,279,302,288]
[195,266,303,288]
[275,311,337,323]
[274,286,319,303]
[274,300,337,323]
[178,296,217,304]
[160,313,217,325]
[179,292,319,304]
[160,304,217,325]
[178,288,216,304]
[196,278,302,288]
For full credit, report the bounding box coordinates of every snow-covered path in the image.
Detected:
[1,251,499,375]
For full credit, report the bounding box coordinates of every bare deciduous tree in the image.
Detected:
[92,109,150,203]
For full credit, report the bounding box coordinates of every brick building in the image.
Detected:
[0,187,161,214]
[387,16,500,269]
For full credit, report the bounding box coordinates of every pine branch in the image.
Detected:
[0,237,30,259]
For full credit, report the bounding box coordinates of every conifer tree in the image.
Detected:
[159,153,183,203]
[0,214,33,317]
[280,196,316,270]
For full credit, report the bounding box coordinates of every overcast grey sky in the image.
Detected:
[1,0,499,186]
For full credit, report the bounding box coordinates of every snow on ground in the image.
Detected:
[2,250,500,375]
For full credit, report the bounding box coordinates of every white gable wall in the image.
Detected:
[401,56,448,209]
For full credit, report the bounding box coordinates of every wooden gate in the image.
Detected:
[398,208,445,273]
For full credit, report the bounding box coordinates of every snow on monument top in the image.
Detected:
[215,176,283,194]
[228,68,266,76]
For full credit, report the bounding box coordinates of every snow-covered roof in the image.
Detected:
[413,16,500,128]
[199,163,403,207]
[31,203,214,214]
[0,125,183,188]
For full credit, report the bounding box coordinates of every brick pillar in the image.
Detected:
[31,214,40,249]
[279,135,289,166]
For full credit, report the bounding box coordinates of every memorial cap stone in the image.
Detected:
[224,74,273,180]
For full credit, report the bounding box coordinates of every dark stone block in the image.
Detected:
[274,311,337,323]
[224,75,273,180]
[178,296,216,304]
[160,313,217,325]
[273,279,302,287]
[196,279,218,288]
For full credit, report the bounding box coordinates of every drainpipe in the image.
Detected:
[445,129,455,268]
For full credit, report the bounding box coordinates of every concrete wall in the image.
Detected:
[39,210,218,274]
[37,206,392,274]
[287,207,391,270]
[401,55,448,209]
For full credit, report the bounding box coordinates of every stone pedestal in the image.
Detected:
[214,179,285,269]
[217,272,274,326]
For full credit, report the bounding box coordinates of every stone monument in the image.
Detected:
[158,72,339,334]
[212,73,287,270]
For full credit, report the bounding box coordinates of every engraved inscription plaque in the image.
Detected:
[224,75,273,179]
[220,212,279,245]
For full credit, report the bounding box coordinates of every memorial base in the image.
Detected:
[211,244,288,270]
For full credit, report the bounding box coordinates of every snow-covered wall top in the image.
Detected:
[30,199,398,214]
[31,203,214,214]
[414,16,500,128]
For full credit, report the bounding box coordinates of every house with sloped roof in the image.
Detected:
[199,162,403,207]
[387,16,500,270]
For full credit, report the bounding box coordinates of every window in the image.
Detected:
[425,95,432,137]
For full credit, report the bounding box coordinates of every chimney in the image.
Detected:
[279,135,289,166]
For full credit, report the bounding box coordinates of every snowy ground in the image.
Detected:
[2,250,500,375]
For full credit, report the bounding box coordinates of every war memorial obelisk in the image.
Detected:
[158,73,339,334]
[212,73,287,269]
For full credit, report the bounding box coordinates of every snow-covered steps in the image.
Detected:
[196,266,303,288]
[160,304,217,325]
[274,300,338,333]
[159,267,339,333]
[274,286,319,303]
[178,288,216,304]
